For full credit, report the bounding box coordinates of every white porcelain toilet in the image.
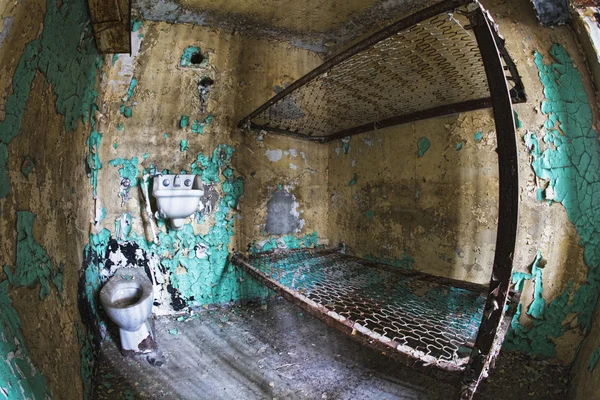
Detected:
[100,268,156,354]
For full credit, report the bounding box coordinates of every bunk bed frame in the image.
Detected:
[233,1,524,398]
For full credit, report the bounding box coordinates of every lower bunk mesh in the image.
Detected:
[234,248,488,371]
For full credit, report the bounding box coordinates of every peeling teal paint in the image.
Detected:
[0,281,51,400]
[117,123,124,131]
[249,232,319,254]
[365,210,374,220]
[3,211,64,300]
[123,78,137,102]
[589,346,600,371]
[456,142,464,151]
[364,252,415,270]
[0,0,101,203]
[99,145,266,306]
[164,132,169,139]
[536,188,545,202]
[505,44,600,358]
[87,129,103,196]
[527,251,546,319]
[191,114,213,134]
[347,174,357,186]
[111,54,119,66]
[514,110,523,129]
[120,105,132,118]
[131,19,143,32]
[474,131,483,142]
[180,140,189,152]
[417,137,430,157]
[180,115,189,128]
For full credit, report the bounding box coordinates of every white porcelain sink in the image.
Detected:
[152,174,204,230]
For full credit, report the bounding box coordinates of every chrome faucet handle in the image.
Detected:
[173,175,181,187]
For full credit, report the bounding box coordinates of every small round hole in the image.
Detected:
[190,52,204,64]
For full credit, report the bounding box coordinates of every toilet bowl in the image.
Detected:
[100,268,156,354]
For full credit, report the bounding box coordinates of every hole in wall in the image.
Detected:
[199,77,214,88]
[190,51,204,65]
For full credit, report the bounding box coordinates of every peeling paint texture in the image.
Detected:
[0,0,100,201]
[4,211,64,299]
[0,282,51,400]
[505,44,600,358]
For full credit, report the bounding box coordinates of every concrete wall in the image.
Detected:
[0,0,100,398]
[325,0,600,366]
[91,20,328,316]
[327,111,499,284]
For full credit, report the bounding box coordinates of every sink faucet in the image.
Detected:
[173,174,181,187]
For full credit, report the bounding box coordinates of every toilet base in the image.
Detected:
[120,320,156,354]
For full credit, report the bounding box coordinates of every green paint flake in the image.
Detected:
[589,346,600,371]
[191,115,213,134]
[0,0,101,202]
[123,78,137,102]
[365,210,374,220]
[536,188,545,202]
[86,116,103,196]
[0,281,51,399]
[180,139,189,152]
[168,328,179,335]
[474,131,483,142]
[505,44,600,358]
[348,173,357,186]
[124,389,135,400]
[417,137,430,157]
[131,19,143,32]
[21,156,35,177]
[164,132,169,138]
[120,105,133,118]
[514,110,523,129]
[527,251,546,319]
[111,54,119,66]
[113,141,118,149]
[456,142,464,151]
[3,211,64,299]
[117,123,124,131]
[142,152,149,160]
[364,252,415,270]
[180,115,189,128]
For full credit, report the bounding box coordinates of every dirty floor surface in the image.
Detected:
[94,299,568,400]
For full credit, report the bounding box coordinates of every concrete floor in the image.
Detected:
[94,299,568,400]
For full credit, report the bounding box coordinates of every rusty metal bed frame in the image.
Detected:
[235,1,523,398]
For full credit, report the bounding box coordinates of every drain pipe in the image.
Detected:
[140,173,159,245]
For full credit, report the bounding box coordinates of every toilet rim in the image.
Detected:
[100,278,153,310]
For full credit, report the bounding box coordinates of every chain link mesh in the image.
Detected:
[251,12,489,137]
[241,249,487,370]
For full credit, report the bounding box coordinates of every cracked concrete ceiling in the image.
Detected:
[133,0,435,52]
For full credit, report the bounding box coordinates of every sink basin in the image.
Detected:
[152,174,204,230]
